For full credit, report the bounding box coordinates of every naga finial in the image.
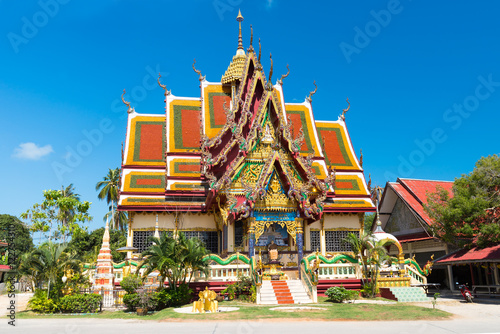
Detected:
[192,58,206,82]
[278,64,290,85]
[258,38,262,63]
[360,149,363,167]
[248,24,254,52]
[340,97,350,121]
[121,89,134,114]
[368,173,372,192]
[306,81,317,102]
[157,73,170,97]
[267,53,273,90]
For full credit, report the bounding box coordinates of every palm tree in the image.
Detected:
[30,242,81,297]
[96,168,125,230]
[136,232,209,290]
[58,184,80,240]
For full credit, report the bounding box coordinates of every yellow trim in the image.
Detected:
[168,99,202,153]
[285,104,321,157]
[168,158,201,177]
[123,171,165,193]
[335,174,369,195]
[125,115,166,166]
[315,121,360,170]
[203,83,231,139]
[324,199,373,208]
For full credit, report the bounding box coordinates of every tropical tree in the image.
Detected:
[19,242,81,297]
[425,154,500,248]
[0,214,34,267]
[343,232,389,298]
[21,189,92,242]
[136,232,209,290]
[96,168,126,230]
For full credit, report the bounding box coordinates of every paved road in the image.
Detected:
[2,318,500,334]
[2,295,499,333]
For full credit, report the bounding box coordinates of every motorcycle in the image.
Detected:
[459,284,473,303]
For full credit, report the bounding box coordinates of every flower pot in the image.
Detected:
[136,308,148,316]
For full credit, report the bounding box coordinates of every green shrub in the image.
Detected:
[28,290,59,313]
[155,289,172,310]
[120,275,142,294]
[325,286,358,303]
[123,293,139,311]
[222,276,255,302]
[169,284,192,307]
[360,282,379,298]
[58,294,102,313]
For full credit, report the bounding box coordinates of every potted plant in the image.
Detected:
[136,289,157,316]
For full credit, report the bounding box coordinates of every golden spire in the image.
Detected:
[237,9,244,52]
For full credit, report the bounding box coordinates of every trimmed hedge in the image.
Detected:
[58,294,103,313]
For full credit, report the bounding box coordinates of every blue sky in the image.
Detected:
[2,1,499,240]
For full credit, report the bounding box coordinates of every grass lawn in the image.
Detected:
[17,298,451,321]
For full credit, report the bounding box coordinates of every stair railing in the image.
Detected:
[405,265,427,285]
[300,259,318,303]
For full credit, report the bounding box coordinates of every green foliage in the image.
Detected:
[0,214,34,268]
[168,284,193,307]
[67,228,126,263]
[325,286,358,303]
[222,276,255,302]
[123,293,140,311]
[425,155,500,248]
[96,168,128,230]
[136,289,159,311]
[343,232,388,298]
[363,213,376,233]
[58,293,102,313]
[20,186,92,242]
[137,232,209,290]
[360,282,379,298]
[432,292,441,310]
[28,290,59,313]
[120,275,143,294]
[155,288,173,309]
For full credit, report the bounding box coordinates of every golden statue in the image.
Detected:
[192,287,218,313]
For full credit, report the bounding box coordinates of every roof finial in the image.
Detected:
[192,58,205,82]
[360,148,363,167]
[157,73,170,96]
[340,97,350,121]
[306,81,317,102]
[258,38,262,63]
[121,89,134,114]
[268,53,273,88]
[278,64,290,85]
[237,10,244,52]
[247,24,254,52]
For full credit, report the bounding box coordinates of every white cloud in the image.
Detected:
[12,142,54,160]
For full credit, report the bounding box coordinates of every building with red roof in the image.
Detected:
[376,178,454,288]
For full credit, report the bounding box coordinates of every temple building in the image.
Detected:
[117,12,375,278]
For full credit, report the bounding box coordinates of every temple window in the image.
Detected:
[325,230,360,252]
[133,230,155,253]
[183,231,219,253]
[234,220,244,247]
[310,230,320,251]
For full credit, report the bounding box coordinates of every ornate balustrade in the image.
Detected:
[317,263,360,279]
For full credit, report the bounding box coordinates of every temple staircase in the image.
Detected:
[259,280,313,305]
[380,287,429,302]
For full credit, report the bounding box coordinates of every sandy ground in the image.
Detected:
[0,292,33,317]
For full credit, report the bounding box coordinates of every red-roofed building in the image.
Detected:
[376,178,455,289]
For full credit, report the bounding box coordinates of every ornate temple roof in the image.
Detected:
[118,14,375,216]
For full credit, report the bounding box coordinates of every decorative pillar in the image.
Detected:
[320,218,326,255]
[154,213,160,239]
[296,217,304,273]
[126,213,133,260]
[94,219,114,291]
[248,217,256,259]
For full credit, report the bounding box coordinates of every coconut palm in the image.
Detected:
[137,232,209,290]
[96,168,126,230]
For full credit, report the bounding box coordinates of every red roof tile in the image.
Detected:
[391,178,453,226]
[0,265,10,271]
[435,243,500,264]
